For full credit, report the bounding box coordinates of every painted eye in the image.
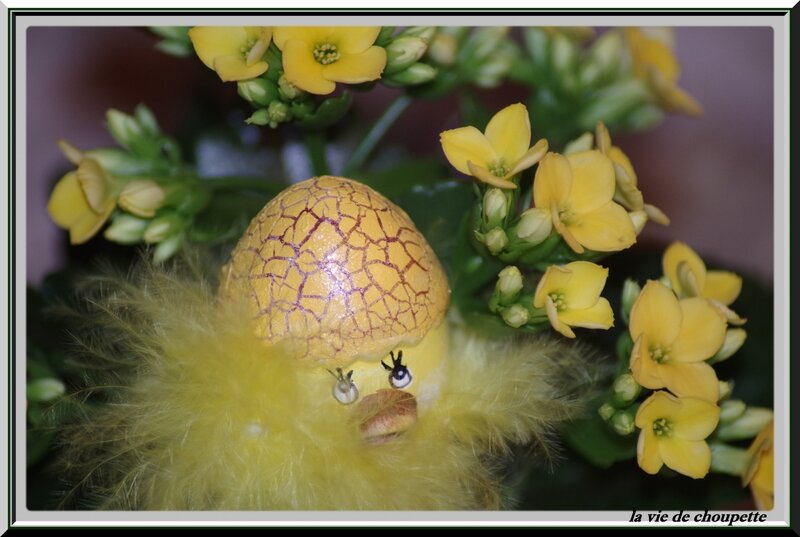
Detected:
[329,368,359,405]
[382,350,413,390]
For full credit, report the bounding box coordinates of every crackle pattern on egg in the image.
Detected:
[220,176,450,366]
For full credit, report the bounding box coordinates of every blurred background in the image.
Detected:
[25,25,775,285]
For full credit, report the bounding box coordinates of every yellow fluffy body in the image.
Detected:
[58,254,597,510]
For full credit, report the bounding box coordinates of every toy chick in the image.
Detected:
[60,176,594,510]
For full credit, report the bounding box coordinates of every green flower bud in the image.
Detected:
[27,378,65,403]
[385,36,430,75]
[621,278,641,323]
[428,32,457,66]
[245,108,270,126]
[104,213,149,244]
[716,407,774,441]
[118,179,166,218]
[563,132,594,155]
[719,399,746,424]
[501,304,529,328]
[516,208,552,245]
[484,227,508,255]
[611,373,641,405]
[611,410,635,436]
[551,34,577,75]
[106,108,144,149]
[290,100,314,120]
[278,75,304,101]
[238,78,279,107]
[495,266,523,303]
[385,62,438,86]
[143,212,185,244]
[153,232,185,263]
[469,27,508,63]
[629,210,648,235]
[482,188,508,229]
[472,44,515,89]
[709,443,750,476]
[598,402,615,421]
[579,29,624,86]
[398,26,436,42]
[267,100,291,128]
[579,79,650,129]
[134,104,160,136]
[709,328,747,364]
[718,380,734,401]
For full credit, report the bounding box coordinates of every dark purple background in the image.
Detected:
[25,26,775,285]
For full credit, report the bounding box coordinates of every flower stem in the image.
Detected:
[342,93,413,176]
[303,130,329,176]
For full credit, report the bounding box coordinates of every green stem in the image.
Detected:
[304,130,329,176]
[342,93,413,176]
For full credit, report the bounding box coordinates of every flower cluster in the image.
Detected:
[47,106,210,262]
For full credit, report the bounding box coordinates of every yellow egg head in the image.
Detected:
[219,176,451,441]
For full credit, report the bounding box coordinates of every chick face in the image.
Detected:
[219,176,451,442]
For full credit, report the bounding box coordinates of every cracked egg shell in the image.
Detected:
[219,176,450,367]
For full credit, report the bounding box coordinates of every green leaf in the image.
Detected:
[189,190,272,244]
[563,411,636,468]
[356,158,447,199]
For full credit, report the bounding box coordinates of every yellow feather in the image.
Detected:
[57,252,599,510]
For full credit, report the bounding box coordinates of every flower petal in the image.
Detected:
[188,27,249,69]
[637,428,663,475]
[567,201,636,253]
[533,264,572,308]
[213,55,269,82]
[551,202,584,254]
[509,138,548,175]
[704,270,742,306]
[281,39,335,95]
[672,297,726,363]
[559,261,608,309]
[47,172,89,228]
[659,361,719,402]
[322,46,386,84]
[566,150,615,213]
[333,27,381,54]
[273,27,332,49]
[68,197,115,245]
[635,390,681,426]
[545,296,575,338]
[672,397,720,440]
[662,241,707,297]
[558,297,614,329]
[659,437,711,479]
[76,158,111,213]
[630,280,681,345]
[484,103,531,165]
[440,127,496,175]
[57,139,83,165]
[533,152,571,210]
[630,335,667,391]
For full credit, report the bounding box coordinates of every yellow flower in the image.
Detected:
[625,27,702,117]
[533,261,614,339]
[629,280,726,402]
[595,122,669,226]
[273,27,386,95]
[47,141,116,245]
[189,26,272,82]
[662,241,745,325]
[742,420,774,510]
[635,391,720,479]
[532,150,636,254]
[440,103,548,189]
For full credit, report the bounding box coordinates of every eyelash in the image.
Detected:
[382,350,412,389]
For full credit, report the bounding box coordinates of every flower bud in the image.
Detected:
[611,410,635,436]
[495,266,523,302]
[385,62,438,86]
[153,233,185,263]
[719,399,746,424]
[501,304,529,328]
[483,228,508,255]
[611,373,641,405]
[482,188,508,229]
[579,79,650,128]
[621,278,641,323]
[709,443,749,476]
[106,108,144,149]
[267,101,291,128]
[398,26,436,42]
[551,34,577,75]
[629,210,648,235]
[119,179,166,218]
[277,75,303,101]
[428,32,457,66]
[238,78,279,106]
[472,45,515,89]
[27,378,65,403]
[469,27,508,63]
[598,402,615,421]
[563,132,594,155]
[385,36,430,75]
[245,108,270,126]
[716,407,774,441]
[134,104,160,136]
[709,329,747,364]
[104,213,149,244]
[143,212,185,244]
[579,29,624,86]
[516,208,552,245]
[718,380,734,401]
